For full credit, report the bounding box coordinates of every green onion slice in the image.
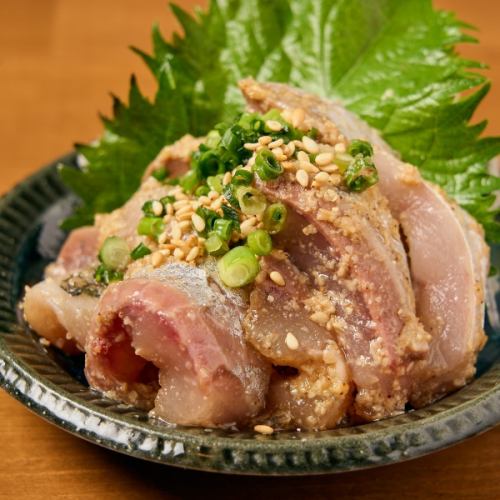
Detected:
[236,186,267,215]
[344,157,379,192]
[246,229,272,256]
[263,203,287,234]
[137,217,165,238]
[207,174,224,194]
[130,242,152,260]
[98,236,130,271]
[348,139,373,158]
[205,233,229,256]
[231,168,254,186]
[254,149,283,181]
[213,218,234,241]
[151,166,169,181]
[217,246,260,288]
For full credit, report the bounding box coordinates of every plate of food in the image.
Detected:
[1,0,499,475]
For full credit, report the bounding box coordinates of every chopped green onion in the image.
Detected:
[151,166,169,181]
[160,195,175,207]
[98,236,130,270]
[141,200,156,217]
[263,203,287,234]
[254,149,283,181]
[205,130,221,149]
[348,139,373,158]
[195,207,219,233]
[344,157,379,192]
[247,229,272,256]
[221,204,240,229]
[205,233,229,256]
[196,150,220,177]
[223,184,240,208]
[94,264,123,285]
[195,185,210,197]
[231,168,254,186]
[213,218,234,240]
[221,125,243,153]
[217,246,260,288]
[207,174,224,194]
[130,243,152,260]
[137,217,165,238]
[179,170,199,193]
[308,127,319,139]
[236,186,267,215]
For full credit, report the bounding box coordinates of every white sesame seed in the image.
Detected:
[272,146,284,157]
[191,213,206,232]
[166,204,174,216]
[334,142,346,153]
[175,192,189,201]
[321,164,339,173]
[258,135,272,145]
[158,232,168,244]
[151,252,164,268]
[297,151,309,163]
[171,225,182,241]
[175,205,193,216]
[240,217,257,236]
[173,248,185,260]
[285,141,295,156]
[314,171,330,186]
[285,332,299,350]
[210,197,223,211]
[315,152,334,166]
[269,138,284,149]
[311,311,330,325]
[292,108,305,129]
[270,270,285,286]
[151,200,163,216]
[198,195,210,205]
[186,246,199,262]
[299,161,319,174]
[266,120,283,132]
[176,212,193,222]
[163,214,172,223]
[296,169,309,188]
[178,220,192,232]
[173,200,189,210]
[302,136,320,154]
[223,171,232,186]
[244,142,259,151]
[208,190,219,200]
[254,424,274,435]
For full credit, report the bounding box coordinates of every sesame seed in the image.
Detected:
[171,225,182,241]
[286,141,296,156]
[269,138,284,149]
[176,212,193,222]
[244,142,259,151]
[302,136,320,154]
[191,213,206,232]
[198,195,210,205]
[173,200,189,210]
[254,424,274,435]
[270,270,285,286]
[334,142,346,153]
[296,169,309,188]
[178,220,192,232]
[158,232,168,244]
[292,108,305,129]
[151,252,164,268]
[175,192,189,201]
[266,120,283,132]
[314,172,330,186]
[208,190,220,200]
[315,152,334,166]
[173,248,185,260]
[272,146,284,157]
[186,246,199,262]
[163,214,172,223]
[299,161,319,174]
[311,311,329,325]
[210,197,223,211]
[151,200,163,216]
[166,204,174,216]
[285,332,299,350]
[240,217,257,236]
[223,171,232,186]
[297,151,309,163]
[175,205,193,216]
[321,164,339,173]
[258,136,272,145]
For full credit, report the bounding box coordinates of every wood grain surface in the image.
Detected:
[0,1,499,498]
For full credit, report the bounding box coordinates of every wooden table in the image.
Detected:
[0,1,498,498]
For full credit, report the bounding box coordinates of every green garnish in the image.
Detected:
[205,233,229,256]
[221,204,240,228]
[195,207,219,234]
[348,139,374,158]
[195,185,210,197]
[179,170,199,193]
[98,236,130,271]
[94,264,124,285]
[160,195,175,206]
[222,184,240,208]
[213,218,234,241]
[231,168,254,186]
[151,166,169,181]
[137,217,165,238]
[263,203,287,234]
[334,153,354,172]
[141,200,157,217]
[247,229,272,256]
[253,149,283,181]
[130,242,152,260]
[345,157,379,192]
[217,246,260,288]
[207,174,224,194]
[236,186,267,216]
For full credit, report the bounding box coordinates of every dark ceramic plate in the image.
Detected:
[0,153,499,475]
